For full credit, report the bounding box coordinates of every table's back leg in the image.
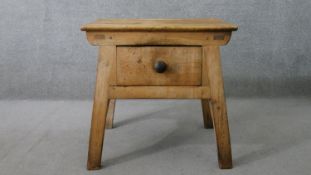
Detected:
[204,46,233,169]
[201,100,214,128]
[106,99,116,129]
[87,46,116,170]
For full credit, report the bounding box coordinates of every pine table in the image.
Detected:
[81,18,238,170]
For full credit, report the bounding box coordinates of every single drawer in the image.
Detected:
[116,46,202,86]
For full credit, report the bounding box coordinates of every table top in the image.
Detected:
[81,18,238,32]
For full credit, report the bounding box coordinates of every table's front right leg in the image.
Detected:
[87,46,116,170]
[204,46,233,169]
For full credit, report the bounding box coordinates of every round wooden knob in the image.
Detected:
[154,60,167,73]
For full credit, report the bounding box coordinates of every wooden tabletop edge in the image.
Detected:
[80,26,238,32]
[80,19,238,32]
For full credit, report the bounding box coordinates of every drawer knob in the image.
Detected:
[154,60,167,73]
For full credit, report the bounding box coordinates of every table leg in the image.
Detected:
[201,100,213,128]
[204,46,233,169]
[106,99,116,129]
[87,46,115,170]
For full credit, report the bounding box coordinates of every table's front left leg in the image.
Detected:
[201,47,214,129]
[87,46,116,170]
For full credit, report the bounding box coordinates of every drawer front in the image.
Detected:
[116,46,202,86]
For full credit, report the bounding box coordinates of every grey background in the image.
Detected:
[1,0,311,99]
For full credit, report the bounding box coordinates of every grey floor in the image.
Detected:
[1,98,311,175]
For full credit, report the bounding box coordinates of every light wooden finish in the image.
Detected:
[201,100,213,128]
[204,46,232,169]
[82,19,236,46]
[109,53,117,85]
[105,99,116,129]
[87,46,116,170]
[81,19,237,32]
[83,19,237,171]
[109,86,210,99]
[117,46,202,86]
[201,47,214,128]
[85,31,232,46]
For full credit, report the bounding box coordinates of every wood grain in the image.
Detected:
[87,46,116,170]
[205,46,232,169]
[109,86,210,99]
[83,18,237,170]
[81,18,238,32]
[117,46,202,86]
[201,46,214,128]
[105,99,116,129]
[201,100,213,128]
[85,31,232,46]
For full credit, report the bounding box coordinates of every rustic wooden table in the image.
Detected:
[81,18,238,170]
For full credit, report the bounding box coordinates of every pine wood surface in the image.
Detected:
[116,46,202,86]
[82,18,237,170]
[81,18,238,32]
